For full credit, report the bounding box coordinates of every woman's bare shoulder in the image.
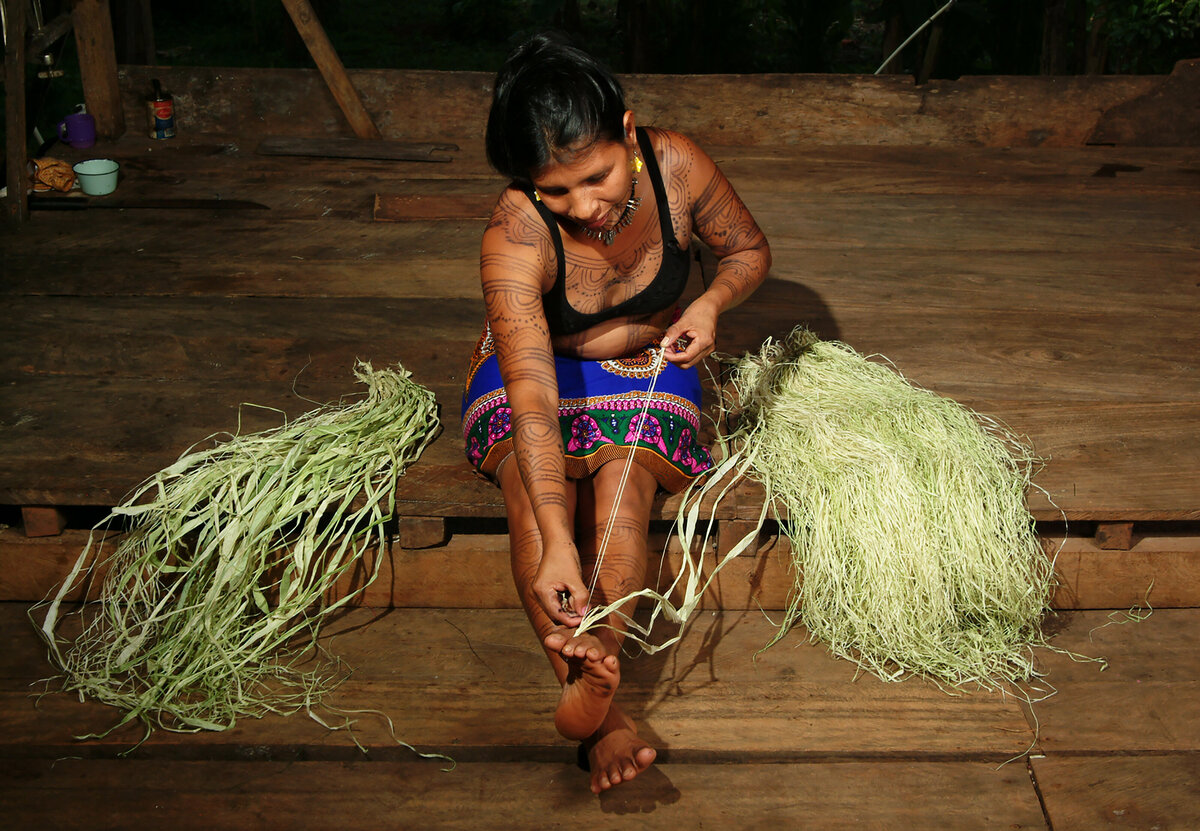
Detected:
[484,187,550,252]
[643,128,720,202]
[481,185,555,292]
[643,128,708,171]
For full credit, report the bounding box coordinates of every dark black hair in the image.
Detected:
[485,32,627,183]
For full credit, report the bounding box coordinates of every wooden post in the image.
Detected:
[1095,521,1135,551]
[397,516,447,550]
[71,0,125,139]
[4,0,30,222]
[279,0,382,139]
[21,506,67,538]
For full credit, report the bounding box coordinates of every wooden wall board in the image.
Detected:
[1032,755,1200,831]
[5,607,1034,761]
[0,529,115,602]
[115,65,1164,148]
[8,525,1198,611]
[0,758,1048,831]
[1089,58,1200,147]
[1021,610,1200,753]
[1049,536,1200,609]
[0,528,776,610]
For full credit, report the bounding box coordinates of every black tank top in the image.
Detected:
[525,127,690,337]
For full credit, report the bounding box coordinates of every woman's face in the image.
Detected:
[530,118,636,235]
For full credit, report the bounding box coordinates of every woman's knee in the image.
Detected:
[591,459,658,516]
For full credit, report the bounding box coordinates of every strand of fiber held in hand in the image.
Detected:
[576,344,668,634]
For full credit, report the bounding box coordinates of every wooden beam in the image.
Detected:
[257,137,455,162]
[1095,521,1135,550]
[279,0,382,140]
[4,0,29,222]
[20,506,66,538]
[27,12,75,56]
[373,193,493,222]
[397,516,447,549]
[70,0,125,139]
[3,0,30,213]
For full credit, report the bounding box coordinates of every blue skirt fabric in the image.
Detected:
[461,323,714,493]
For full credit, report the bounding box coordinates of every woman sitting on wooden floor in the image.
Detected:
[461,32,771,793]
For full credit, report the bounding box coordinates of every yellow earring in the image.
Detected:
[534,189,542,201]
[632,154,644,175]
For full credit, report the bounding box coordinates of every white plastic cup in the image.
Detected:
[73,159,120,196]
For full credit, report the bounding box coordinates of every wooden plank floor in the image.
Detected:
[3,604,1197,829]
[2,112,1198,828]
[1,136,1197,522]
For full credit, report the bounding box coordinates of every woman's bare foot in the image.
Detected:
[544,629,619,741]
[585,706,657,794]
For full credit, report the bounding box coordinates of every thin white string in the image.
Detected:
[584,345,669,608]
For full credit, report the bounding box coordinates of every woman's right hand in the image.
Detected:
[533,539,591,627]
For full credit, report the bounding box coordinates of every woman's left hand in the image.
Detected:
[660,298,718,369]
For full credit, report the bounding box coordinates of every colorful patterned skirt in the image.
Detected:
[461,323,714,493]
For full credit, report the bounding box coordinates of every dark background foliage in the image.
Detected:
[129,0,1200,76]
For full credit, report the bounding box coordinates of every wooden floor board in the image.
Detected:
[9,294,1198,402]
[3,290,1197,515]
[4,92,1198,831]
[0,758,1049,831]
[7,245,1196,308]
[1032,755,1200,831]
[1024,609,1200,753]
[2,606,1034,762]
[710,145,1200,197]
[749,194,1200,257]
[5,139,1196,520]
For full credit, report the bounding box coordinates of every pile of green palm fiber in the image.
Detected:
[35,362,440,740]
[724,328,1054,688]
